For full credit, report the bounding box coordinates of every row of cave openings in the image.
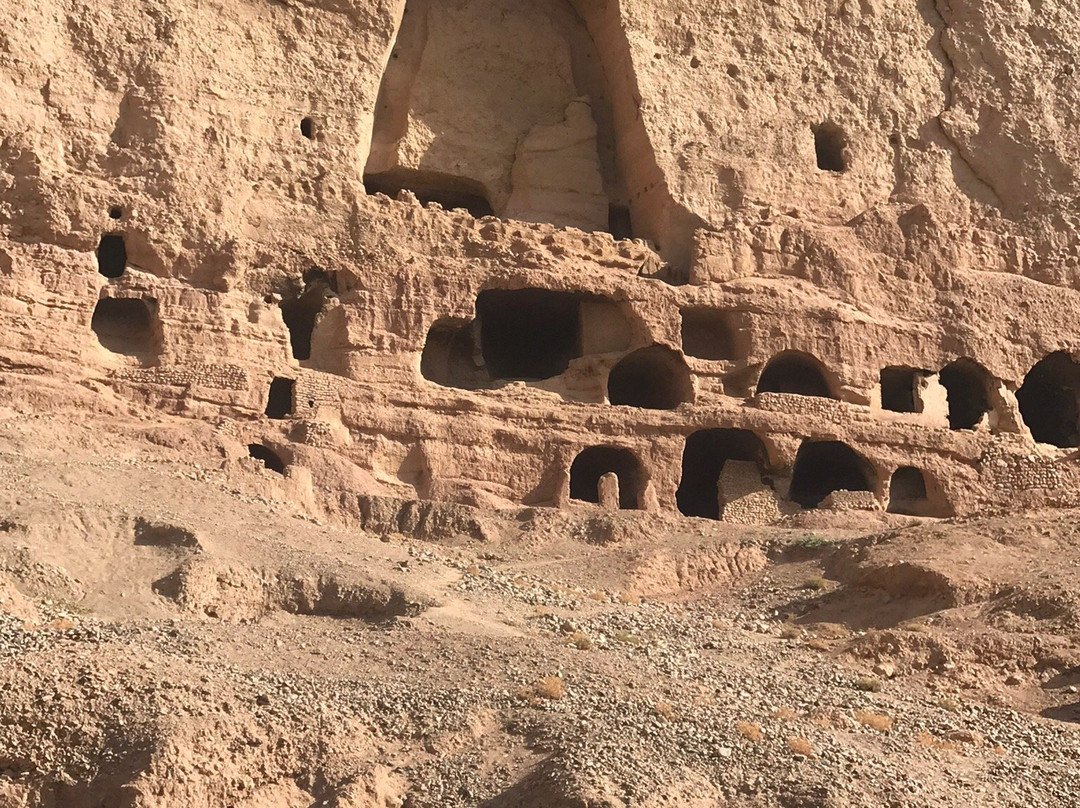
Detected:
[572,432,933,517]
[417,287,1080,450]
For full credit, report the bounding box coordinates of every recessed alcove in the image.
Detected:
[266,378,295,420]
[91,297,161,360]
[939,358,993,430]
[607,346,693,410]
[757,351,835,398]
[681,308,738,361]
[676,429,767,519]
[248,444,286,474]
[97,234,127,279]
[813,123,848,172]
[365,169,494,218]
[569,446,644,510]
[1017,352,1080,447]
[789,440,875,509]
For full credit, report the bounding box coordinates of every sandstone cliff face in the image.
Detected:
[4,0,1080,524]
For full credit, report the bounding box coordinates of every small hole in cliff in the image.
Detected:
[608,205,633,240]
[789,440,875,509]
[887,466,929,515]
[608,346,693,410]
[880,367,922,413]
[91,297,159,358]
[1017,351,1080,447]
[757,351,836,398]
[690,56,701,69]
[300,117,315,139]
[97,234,127,278]
[108,206,123,220]
[280,277,334,362]
[727,64,739,77]
[248,444,285,474]
[570,446,644,510]
[813,123,848,172]
[266,378,295,420]
[940,358,992,430]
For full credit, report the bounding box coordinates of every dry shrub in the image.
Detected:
[588,591,607,602]
[934,696,962,714]
[618,592,642,605]
[655,700,677,720]
[854,710,893,732]
[854,676,882,693]
[787,737,815,757]
[806,638,831,651]
[565,632,593,650]
[465,564,481,576]
[779,624,801,640]
[801,577,827,591]
[736,721,763,742]
[916,731,962,753]
[773,706,798,721]
[534,676,566,700]
[612,630,641,646]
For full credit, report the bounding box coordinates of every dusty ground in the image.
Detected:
[0,373,1077,808]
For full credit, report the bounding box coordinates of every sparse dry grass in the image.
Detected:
[612,630,642,646]
[565,632,593,650]
[854,710,893,731]
[736,721,763,742]
[773,706,798,721]
[854,676,882,693]
[917,731,962,753]
[618,592,642,605]
[779,624,802,640]
[655,700,677,721]
[787,736,815,757]
[806,637,831,651]
[533,676,566,700]
[934,696,962,713]
[801,577,828,591]
[588,591,607,602]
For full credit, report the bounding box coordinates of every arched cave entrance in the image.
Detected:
[280,272,337,362]
[681,308,738,361]
[757,351,836,398]
[887,466,929,516]
[265,377,295,420]
[364,168,495,218]
[91,297,161,360]
[248,444,286,474]
[939,358,993,430]
[1017,352,1080,448]
[676,429,767,520]
[607,346,693,410]
[789,440,875,509]
[569,446,644,510]
[97,233,127,278]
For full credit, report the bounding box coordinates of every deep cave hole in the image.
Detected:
[757,351,835,398]
[265,377,295,420]
[887,466,929,515]
[248,444,286,474]
[880,367,923,413]
[1017,351,1080,448]
[681,308,738,361]
[607,346,694,410]
[608,205,633,240]
[475,289,583,380]
[365,168,494,218]
[569,446,644,510]
[91,297,159,358]
[280,276,335,362]
[97,233,127,279]
[814,123,848,172]
[939,358,992,430]
[300,117,316,139]
[789,440,875,509]
[676,429,767,520]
